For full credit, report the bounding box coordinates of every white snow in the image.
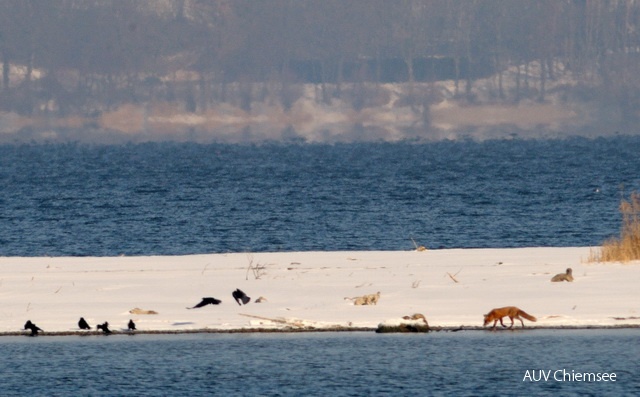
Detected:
[2,247,639,335]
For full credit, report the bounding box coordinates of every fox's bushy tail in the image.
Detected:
[519,310,537,322]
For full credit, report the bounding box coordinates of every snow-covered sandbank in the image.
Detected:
[2,247,639,335]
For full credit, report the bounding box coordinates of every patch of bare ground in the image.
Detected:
[0,87,594,142]
[99,104,145,134]
[431,101,578,131]
[95,100,579,137]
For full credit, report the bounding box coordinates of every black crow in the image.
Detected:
[23,320,34,330]
[78,317,91,330]
[24,320,43,336]
[128,319,136,331]
[97,322,112,334]
[187,297,222,309]
[232,289,251,306]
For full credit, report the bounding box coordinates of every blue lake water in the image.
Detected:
[2,137,640,395]
[1,136,640,256]
[0,330,638,396]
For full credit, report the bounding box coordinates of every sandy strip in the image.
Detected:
[2,248,639,336]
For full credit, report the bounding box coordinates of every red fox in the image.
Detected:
[483,306,537,330]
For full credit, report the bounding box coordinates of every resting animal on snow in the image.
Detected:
[344,291,381,306]
[551,268,574,282]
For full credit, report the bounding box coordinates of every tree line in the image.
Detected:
[0,0,639,124]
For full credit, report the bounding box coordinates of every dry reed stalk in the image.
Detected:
[590,192,640,263]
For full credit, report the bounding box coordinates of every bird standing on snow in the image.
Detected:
[97,322,112,334]
[78,317,91,330]
[128,319,136,331]
[24,320,43,336]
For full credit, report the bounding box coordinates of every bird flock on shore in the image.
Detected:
[21,288,251,336]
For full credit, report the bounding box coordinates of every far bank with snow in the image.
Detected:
[2,247,639,335]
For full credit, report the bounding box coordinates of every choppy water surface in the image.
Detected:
[0,330,637,396]
[1,137,640,256]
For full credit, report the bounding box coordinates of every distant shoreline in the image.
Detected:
[3,324,640,338]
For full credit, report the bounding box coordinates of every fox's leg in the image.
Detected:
[518,316,525,328]
[507,316,515,329]
[492,320,498,331]
[499,318,507,328]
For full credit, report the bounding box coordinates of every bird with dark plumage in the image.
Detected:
[232,289,251,306]
[78,317,91,330]
[128,319,136,331]
[24,320,43,336]
[97,322,112,334]
[187,297,222,309]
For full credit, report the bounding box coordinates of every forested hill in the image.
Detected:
[0,1,639,142]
